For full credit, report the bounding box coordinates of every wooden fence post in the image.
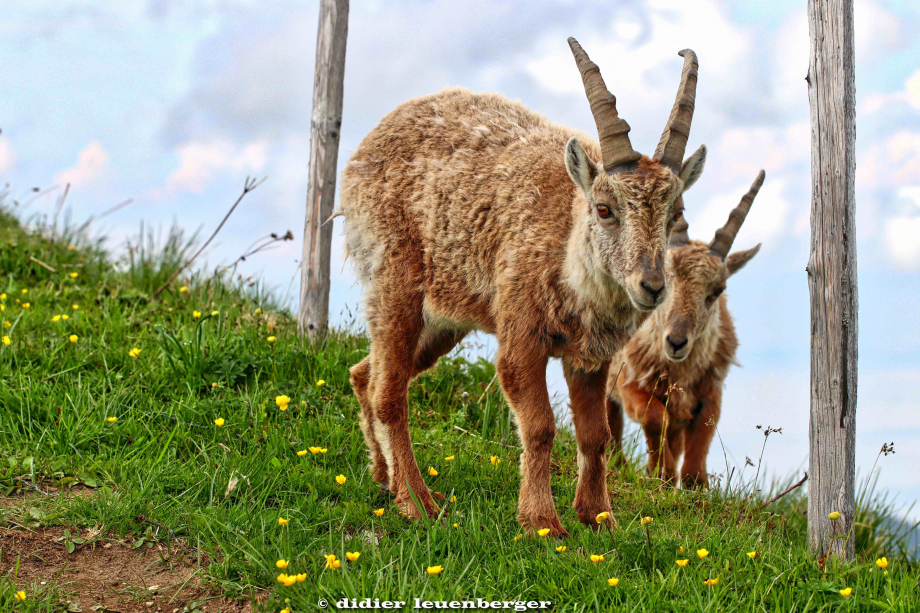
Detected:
[806,0,858,560]
[298,0,349,339]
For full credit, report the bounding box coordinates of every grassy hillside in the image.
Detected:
[0,208,918,612]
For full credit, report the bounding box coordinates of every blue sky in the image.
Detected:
[2,0,919,518]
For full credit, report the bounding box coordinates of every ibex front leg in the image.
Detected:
[563,360,615,530]
[497,344,567,537]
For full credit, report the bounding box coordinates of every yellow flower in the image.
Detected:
[278,517,289,526]
[295,573,307,582]
[747,551,757,559]
[107,416,117,423]
[211,310,219,316]
[640,516,653,526]
[453,523,459,528]
[68,245,77,251]
[876,557,888,569]
[214,418,225,427]
[607,578,619,586]
[319,448,327,454]
[276,559,289,569]
[3,321,9,327]
[445,455,455,461]
[839,587,852,597]
[596,512,610,523]
[490,455,501,466]
[179,286,188,293]
[327,558,341,569]
[2,336,10,346]
[426,565,443,575]
[69,334,78,343]
[450,495,457,503]
[254,307,261,315]
[346,551,360,562]
[22,302,30,308]
[513,534,523,541]
[335,474,347,485]
[72,304,79,310]
[62,314,69,320]
[309,446,322,454]
[0,293,5,299]
[556,546,566,552]
[275,395,291,408]
[428,466,438,477]
[676,559,689,567]
[280,573,298,586]
[537,528,550,537]
[697,548,709,559]
[281,608,291,613]
[703,578,719,586]
[14,591,26,601]
[679,546,684,553]
[211,382,218,388]
[0,304,4,311]
[70,272,79,278]
[129,347,141,358]
[590,555,604,562]
[316,379,326,387]
[21,289,27,294]
[267,336,277,343]
[297,450,308,456]
[373,508,385,516]
[829,511,841,520]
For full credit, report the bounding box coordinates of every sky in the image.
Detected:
[2,0,919,520]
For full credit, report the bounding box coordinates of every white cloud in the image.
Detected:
[0,138,14,172]
[164,139,269,194]
[884,186,920,269]
[54,141,109,187]
[691,177,789,249]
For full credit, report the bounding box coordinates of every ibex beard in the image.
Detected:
[340,38,705,536]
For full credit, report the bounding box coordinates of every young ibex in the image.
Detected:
[606,171,765,488]
[341,38,707,536]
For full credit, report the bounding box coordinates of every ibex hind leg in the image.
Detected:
[350,356,390,492]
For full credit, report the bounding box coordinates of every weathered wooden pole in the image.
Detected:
[299,0,349,339]
[806,0,857,560]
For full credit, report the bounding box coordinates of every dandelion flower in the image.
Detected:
[829,511,841,520]
[107,416,117,423]
[676,559,689,567]
[640,516,653,526]
[278,517,289,526]
[193,310,201,318]
[537,528,550,537]
[70,272,79,278]
[267,336,277,343]
[490,455,501,466]
[129,347,141,358]
[703,578,719,586]
[309,446,322,454]
[556,546,566,553]
[2,336,10,346]
[22,302,31,308]
[72,304,79,310]
[590,555,604,562]
[596,512,610,523]
[275,395,291,408]
[14,591,26,601]
[346,551,360,562]
[214,418,225,427]
[335,474,346,485]
[179,286,188,293]
[876,557,888,569]
[276,559,289,569]
[839,587,852,597]
[747,551,757,559]
[697,548,709,559]
[607,578,619,586]
[428,466,438,477]
[317,379,326,387]
[373,508,385,517]
[297,450,308,457]
[445,455,455,461]
[69,334,79,343]
[426,565,443,575]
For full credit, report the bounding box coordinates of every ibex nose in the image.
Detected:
[640,280,664,301]
[667,335,688,352]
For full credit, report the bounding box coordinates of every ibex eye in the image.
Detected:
[674,209,684,221]
[711,287,725,298]
[596,204,611,218]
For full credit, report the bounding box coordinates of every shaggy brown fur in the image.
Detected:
[606,191,762,488]
[340,59,705,536]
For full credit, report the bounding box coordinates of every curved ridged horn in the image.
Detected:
[568,37,641,174]
[668,217,690,249]
[654,49,699,173]
[709,170,765,259]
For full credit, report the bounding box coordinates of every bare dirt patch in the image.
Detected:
[0,484,96,509]
[1,527,255,613]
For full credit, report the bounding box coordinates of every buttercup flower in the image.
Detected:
[309,446,322,454]
[640,516,653,526]
[254,308,262,315]
[373,508,385,516]
[69,334,78,343]
[0,293,5,299]
[129,347,141,358]
[62,314,69,320]
[15,591,26,601]
[295,573,307,582]
[276,559,289,569]
[679,546,684,553]
[829,511,841,520]
[107,416,117,423]
[319,448,328,454]
[72,304,79,310]
[607,578,619,586]
[590,555,604,562]
[697,549,709,559]
[21,289,27,294]
[346,551,360,562]
[279,573,297,586]
[193,311,201,318]
[514,534,523,541]
[596,512,610,523]
[70,272,79,278]
[267,336,277,343]
[747,551,757,559]
[839,587,852,597]
[876,557,888,569]
[179,286,188,293]
[335,474,347,485]
[214,418,225,427]
[22,302,30,308]
[281,608,291,613]
[449,495,457,503]
[676,559,689,567]
[445,455,455,461]
[297,450,308,456]
[278,517,289,526]
[0,304,4,311]
[556,546,566,553]
[211,310,219,316]
[324,554,339,568]
[490,455,501,466]
[2,336,10,346]
[703,578,719,586]
[211,382,218,388]
[537,528,551,537]
[453,523,459,528]
[275,395,291,409]
[426,565,443,575]
[316,380,325,387]
[428,466,438,476]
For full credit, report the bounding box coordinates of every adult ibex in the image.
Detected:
[340,38,706,536]
[606,171,765,489]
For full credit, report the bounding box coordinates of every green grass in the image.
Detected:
[0,207,918,612]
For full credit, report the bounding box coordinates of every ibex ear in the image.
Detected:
[726,243,761,276]
[679,145,707,192]
[564,137,599,197]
